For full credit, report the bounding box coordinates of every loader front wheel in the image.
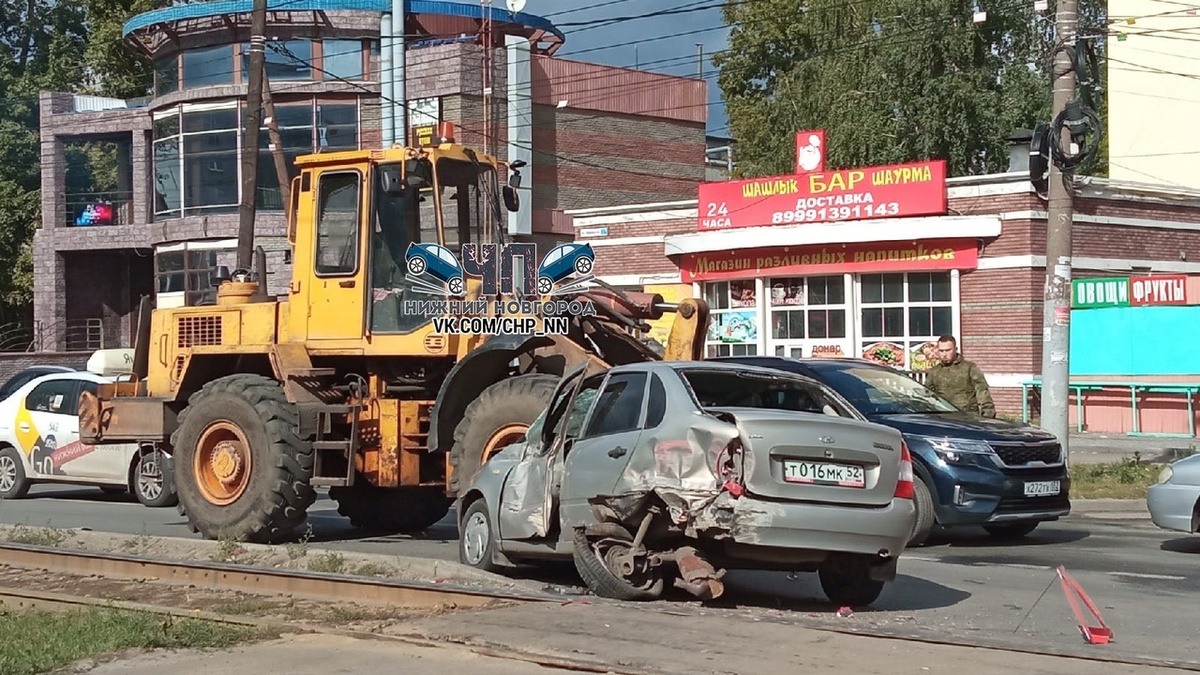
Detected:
[448,373,559,495]
[171,374,315,544]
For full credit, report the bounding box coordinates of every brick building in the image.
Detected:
[34,0,707,353]
[566,170,1200,418]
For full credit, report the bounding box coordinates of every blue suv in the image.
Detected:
[713,356,1071,546]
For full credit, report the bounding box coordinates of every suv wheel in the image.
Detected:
[982,521,1039,539]
[907,476,936,547]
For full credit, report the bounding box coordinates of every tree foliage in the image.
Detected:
[0,0,161,328]
[715,0,1107,178]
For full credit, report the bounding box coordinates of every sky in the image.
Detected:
[533,0,732,135]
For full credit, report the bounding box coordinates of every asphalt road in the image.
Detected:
[4,484,1199,669]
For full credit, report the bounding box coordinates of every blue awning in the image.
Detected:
[123,0,564,45]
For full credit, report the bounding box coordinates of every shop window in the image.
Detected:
[858,272,955,371]
[767,275,849,358]
[153,97,361,220]
[156,248,219,306]
[182,46,234,88]
[702,281,759,357]
[245,39,312,81]
[317,103,358,149]
[183,131,239,213]
[251,102,319,209]
[323,39,364,80]
[153,136,182,217]
[154,54,178,96]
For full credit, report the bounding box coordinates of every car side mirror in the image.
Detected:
[379,164,405,195]
[502,185,520,212]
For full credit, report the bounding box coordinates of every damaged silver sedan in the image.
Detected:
[456,361,917,607]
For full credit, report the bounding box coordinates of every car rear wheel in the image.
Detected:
[571,526,665,601]
[459,498,502,573]
[818,556,886,607]
[907,476,937,547]
[982,521,1039,539]
[133,449,177,508]
[0,447,30,500]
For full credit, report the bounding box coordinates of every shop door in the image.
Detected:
[765,274,853,360]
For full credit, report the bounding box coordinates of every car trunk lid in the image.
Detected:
[708,407,905,507]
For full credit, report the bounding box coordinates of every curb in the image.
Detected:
[1069,498,1150,520]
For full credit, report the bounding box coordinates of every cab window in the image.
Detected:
[315,171,361,276]
[25,380,80,415]
[368,163,437,335]
[436,158,488,252]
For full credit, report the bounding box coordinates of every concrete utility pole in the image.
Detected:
[237,0,268,271]
[1039,0,1079,459]
[263,79,290,222]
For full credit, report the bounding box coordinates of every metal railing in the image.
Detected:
[65,191,134,227]
[0,319,106,353]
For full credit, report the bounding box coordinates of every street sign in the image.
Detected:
[1072,277,1130,308]
[697,159,948,231]
[1130,274,1187,306]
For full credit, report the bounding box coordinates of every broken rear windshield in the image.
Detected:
[678,369,856,418]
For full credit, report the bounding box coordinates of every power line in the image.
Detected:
[542,0,637,18]
[158,0,983,136]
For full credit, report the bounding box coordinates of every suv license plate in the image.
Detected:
[783,460,865,488]
[1024,480,1061,497]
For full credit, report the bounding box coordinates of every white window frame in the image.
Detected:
[763,272,853,358]
[851,270,960,371]
[692,269,962,368]
[699,278,764,357]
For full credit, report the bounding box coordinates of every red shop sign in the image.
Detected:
[1130,275,1188,306]
[698,159,948,231]
[680,239,978,283]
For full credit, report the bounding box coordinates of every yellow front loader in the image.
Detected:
[79,125,711,544]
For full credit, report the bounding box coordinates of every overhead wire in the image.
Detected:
[157,0,1014,139]
[150,0,1058,214]
[260,1,1045,222]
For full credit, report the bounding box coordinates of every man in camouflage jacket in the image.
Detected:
[925,335,996,418]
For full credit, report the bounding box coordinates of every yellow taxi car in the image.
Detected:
[0,350,176,507]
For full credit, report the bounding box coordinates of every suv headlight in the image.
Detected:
[1158,466,1174,484]
[925,437,994,466]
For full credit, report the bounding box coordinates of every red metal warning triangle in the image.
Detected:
[1057,565,1113,645]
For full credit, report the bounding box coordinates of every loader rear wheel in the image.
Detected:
[330,481,452,533]
[448,374,559,495]
[171,374,315,544]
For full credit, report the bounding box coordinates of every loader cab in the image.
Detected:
[287,133,520,347]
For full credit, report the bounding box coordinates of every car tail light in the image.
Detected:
[895,441,915,499]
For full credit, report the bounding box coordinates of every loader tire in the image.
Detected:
[330,481,452,533]
[171,374,315,544]
[448,374,559,495]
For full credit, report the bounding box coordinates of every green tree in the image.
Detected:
[0,0,160,331]
[81,0,164,99]
[715,0,1106,178]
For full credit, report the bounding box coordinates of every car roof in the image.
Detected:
[19,365,75,373]
[710,355,898,373]
[21,371,111,387]
[605,359,831,384]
